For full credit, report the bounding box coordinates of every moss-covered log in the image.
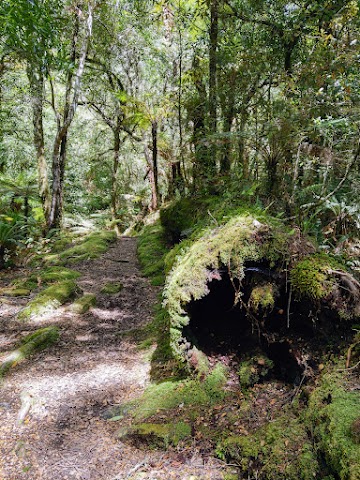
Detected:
[0,326,59,377]
[162,212,360,371]
[18,280,81,320]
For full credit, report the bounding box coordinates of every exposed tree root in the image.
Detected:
[0,326,59,377]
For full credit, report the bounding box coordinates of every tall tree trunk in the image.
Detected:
[144,137,158,212]
[111,127,121,237]
[27,66,51,220]
[220,69,236,174]
[191,54,207,190]
[238,109,249,179]
[152,120,159,209]
[208,0,218,173]
[47,5,92,231]
[0,57,6,172]
[177,8,186,191]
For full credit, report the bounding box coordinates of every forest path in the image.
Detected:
[0,237,226,480]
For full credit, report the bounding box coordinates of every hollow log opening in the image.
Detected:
[184,270,258,355]
[183,263,351,384]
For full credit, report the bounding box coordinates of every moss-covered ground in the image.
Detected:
[307,368,360,480]
[137,223,168,286]
[44,230,117,265]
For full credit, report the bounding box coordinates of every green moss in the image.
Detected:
[36,266,81,283]
[249,283,277,312]
[307,372,360,480]
[0,326,59,376]
[217,414,319,479]
[53,230,116,264]
[0,287,30,297]
[137,223,168,285]
[125,422,191,448]
[290,254,342,300]
[5,267,80,297]
[50,235,74,253]
[71,294,96,314]
[223,475,238,480]
[150,305,187,380]
[238,355,274,389]
[163,237,193,275]
[130,364,228,421]
[160,196,274,247]
[160,198,200,243]
[18,280,81,320]
[100,282,123,294]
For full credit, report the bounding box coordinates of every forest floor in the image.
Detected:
[0,237,229,480]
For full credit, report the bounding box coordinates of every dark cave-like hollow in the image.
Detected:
[184,266,310,384]
[184,270,257,355]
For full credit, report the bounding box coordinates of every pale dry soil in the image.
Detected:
[0,238,229,480]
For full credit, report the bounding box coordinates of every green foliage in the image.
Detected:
[18,280,81,320]
[0,214,28,267]
[307,372,360,480]
[0,219,20,248]
[216,413,319,480]
[7,266,81,297]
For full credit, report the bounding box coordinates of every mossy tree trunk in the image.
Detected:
[151,120,159,211]
[111,124,122,237]
[0,327,59,377]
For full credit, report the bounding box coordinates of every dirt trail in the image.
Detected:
[0,237,227,480]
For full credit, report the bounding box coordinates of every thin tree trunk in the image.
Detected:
[47,5,92,231]
[111,127,121,236]
[238,109,249,179]
[0,57,6,173]
[221,69,236,174]
[144,138,158,212]
[27,66,51,219]
[208,0,218,172]
[177,6,186,191]
[191,54,207,190]
[152,120,159,210]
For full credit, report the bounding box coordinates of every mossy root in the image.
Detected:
[0,326,59,377]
